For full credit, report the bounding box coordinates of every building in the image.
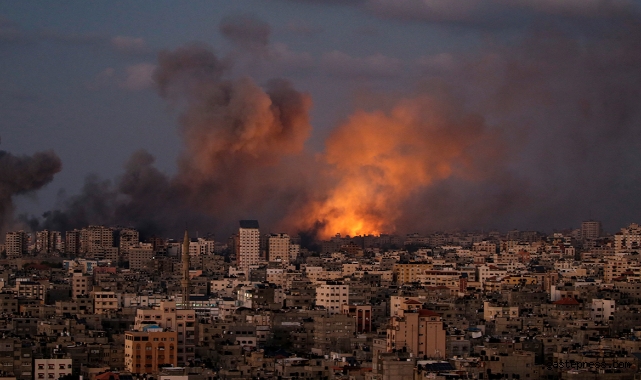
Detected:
[35,230,63,253]
[65,230,81,256]
[119,228,140,254]
[386,309,446,358]
[80,225,115,256]
[72,271,92,298]
[134,301,196,366]
[268,233,290,264]
[5,231,28,259]
[341,304,372,333]
[125,326,178,374]
[581,220,602,240]
[238,220,260,273]
[591,298,615,323]
[34,358,72,380]
[316,281,349,314]
[129,245,154,271]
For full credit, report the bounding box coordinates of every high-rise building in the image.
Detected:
[119,228,140,254]
[35,230,63,253]
[268,233,290,264]
[5,231,28,259]
[65,230,81,256]
[581,220,602,240]
[181,230,190,310]
[80,225,115,256]
[238,220,260,273]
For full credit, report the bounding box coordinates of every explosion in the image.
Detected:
[292,96,504,239]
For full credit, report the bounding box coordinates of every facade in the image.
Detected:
[35,230,63,253]
[119,228,140,254]
[581,220,602,240]
[34,358,72,380]
[129,245,154,271]
[65,230,81,256]
[124,326,178,374]
[268,233,290,264]
[315,282,349,314]
[386,309,446,358]
[134,301,196,366]
[72,271,92,298]
[341,304,372,333]
[238,220,260,273]
[80,225,115,256]
[5,231,28,259]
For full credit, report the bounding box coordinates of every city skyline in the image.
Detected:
[2,1,641,238]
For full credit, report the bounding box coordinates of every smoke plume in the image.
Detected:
[26,8,641,238]
[0,149,61,234]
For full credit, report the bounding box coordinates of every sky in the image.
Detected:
[2,0,641,239]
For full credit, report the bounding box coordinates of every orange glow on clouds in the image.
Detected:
[296,95,498,239]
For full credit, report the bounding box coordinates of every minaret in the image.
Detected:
[181,229,190,309]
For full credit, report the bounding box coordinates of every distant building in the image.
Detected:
[268,233,290,264]
[581,220,602,240]
[238,220,260,273]
[316,281,349,314]
[125,326,178,374]
[34,358,72,380]
[119,228,140,254]
[386,309,446,358]
[35,230,62,253]
[5,230,28,259]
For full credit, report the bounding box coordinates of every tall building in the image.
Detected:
[268,233,290,264]
[316,281,349,314]
[238,220,260,273]
[581,220,602,240]
[119,228,140,254]
[80,225,115,256]
[181,230,190,310]
[5,231,28,259]
[35,230,62,253]
[65,229,81,256]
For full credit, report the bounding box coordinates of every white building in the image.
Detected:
[238,220,260,273]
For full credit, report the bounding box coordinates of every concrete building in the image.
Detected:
[80,225,115,256]
[341,304,372,333]
[65,229,81,256]
[581,220,602,240]
[268,233,290,264]
[129,245,154,271]
[125,326,178,374]
[386,309,446,358]
[72,271,92,298]
[34,358,72,380]
[134,301,196,366]
[591,298,615,323]
[238,220,260,274]
[118,228,140,254]
[35,230,62,253]
[315,281,349,314]
[5,231,27,259]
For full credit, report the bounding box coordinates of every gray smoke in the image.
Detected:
[0,149,61,234]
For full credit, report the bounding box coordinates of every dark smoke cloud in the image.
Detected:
[31,44,313,238]
[219,14,271,55]
[0,149,61,234]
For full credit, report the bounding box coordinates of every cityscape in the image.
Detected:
[0,221,640,379]
[3,1,641,380]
